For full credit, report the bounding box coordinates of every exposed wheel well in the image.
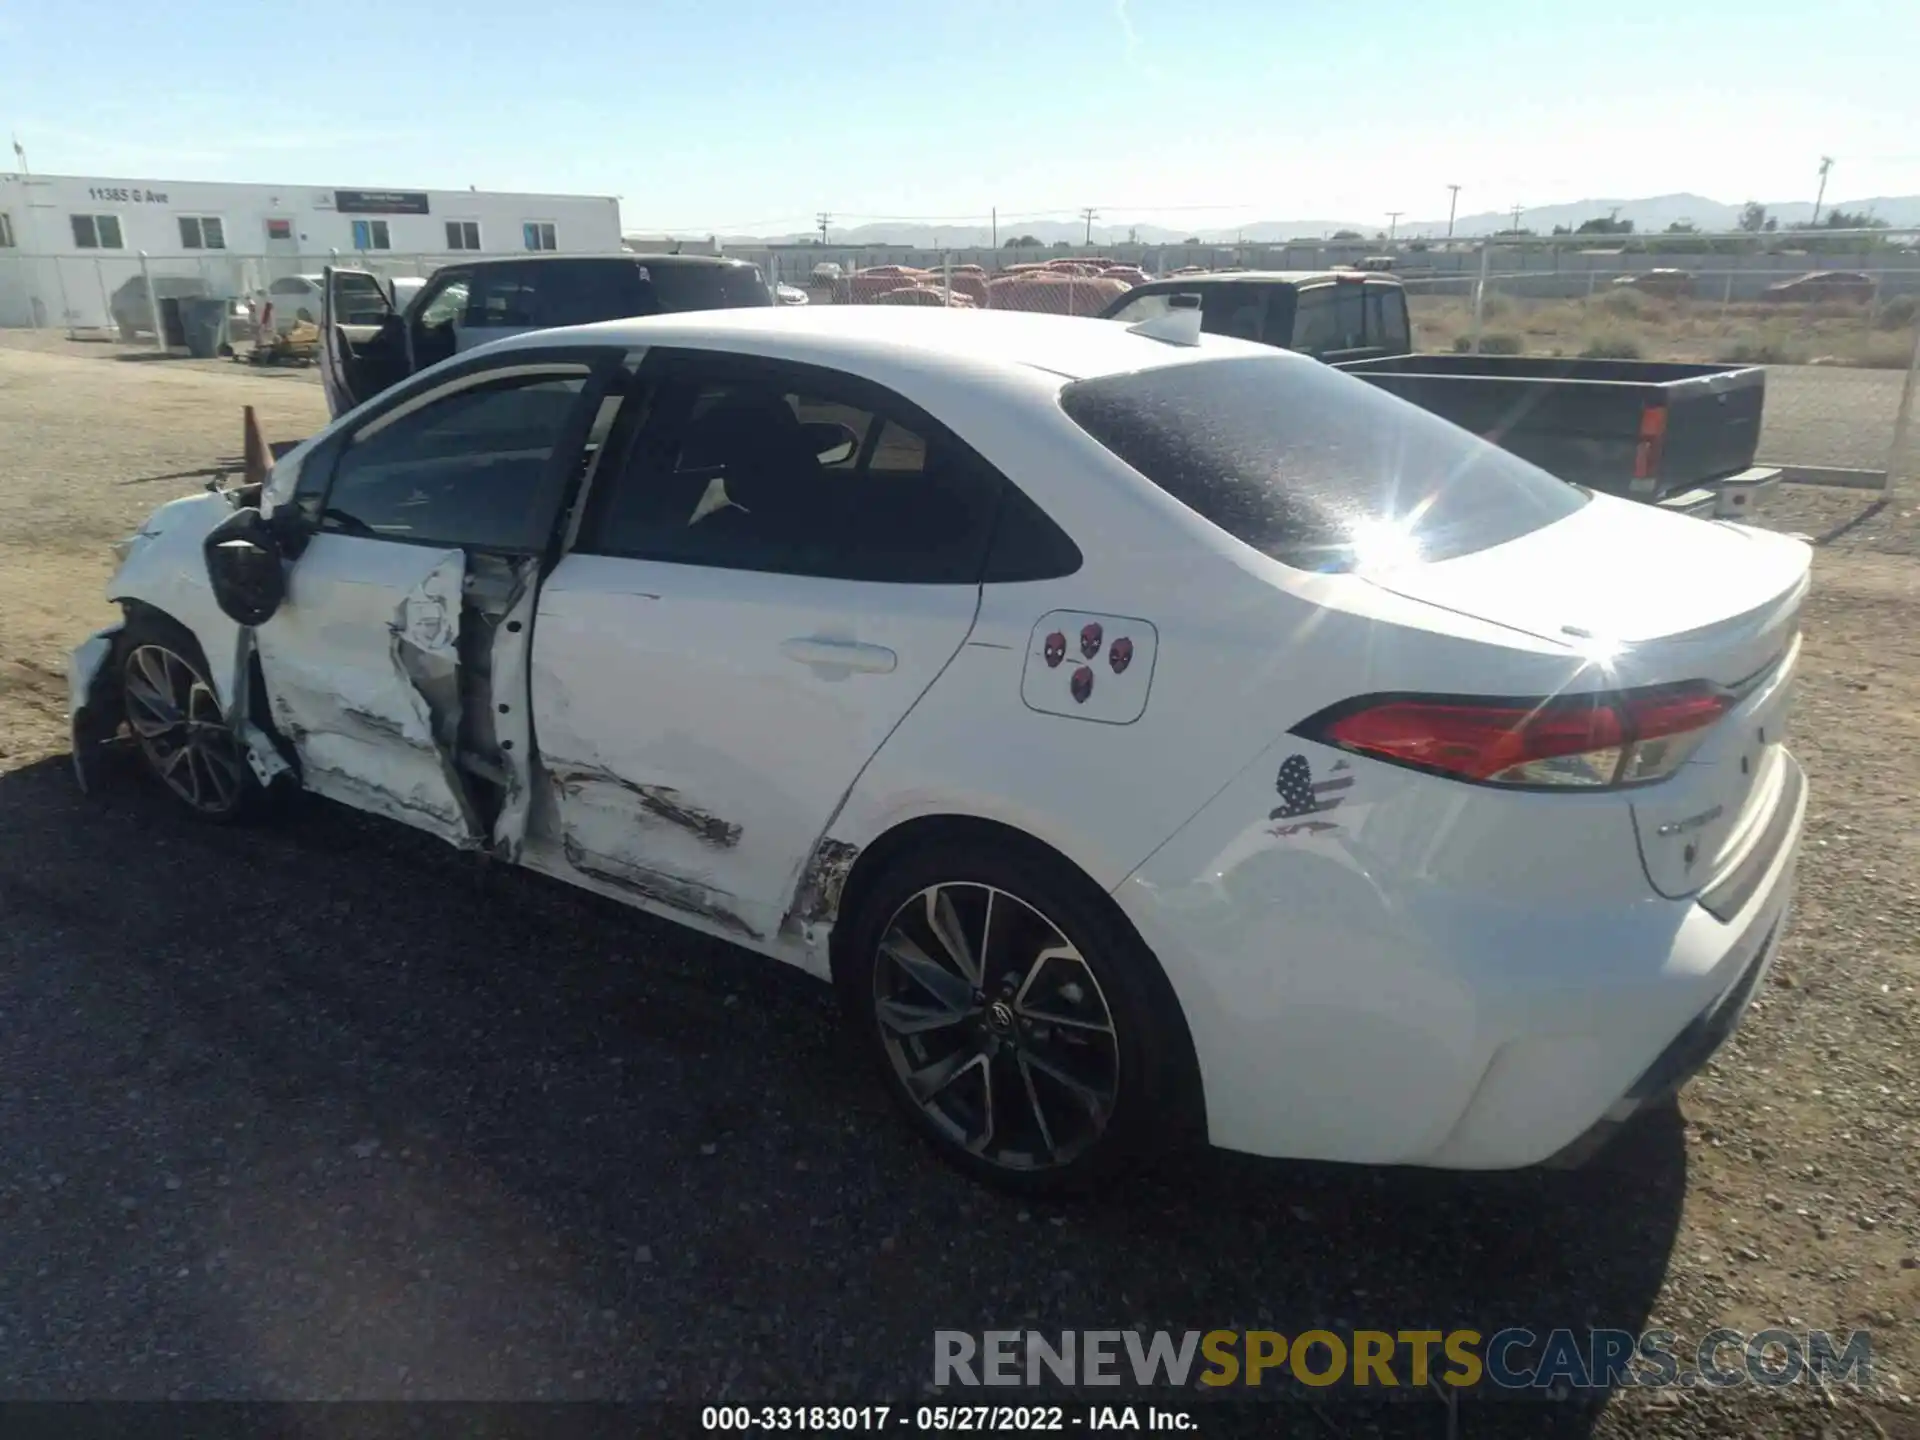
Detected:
[828,812,1210,1148]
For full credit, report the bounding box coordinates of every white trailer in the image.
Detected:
[0,171,622,331]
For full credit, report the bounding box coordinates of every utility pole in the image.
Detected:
[1812,156,1833,226]
[1386,211,1403,240]
[1080,207,1099,245]
[1510,203,1523,233]
[991,207,997,249]
[816,212,831,245]
[1446,184,1461,238]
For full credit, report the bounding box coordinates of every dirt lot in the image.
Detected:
[0,335,1916,1437]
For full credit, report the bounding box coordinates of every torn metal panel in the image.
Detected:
[545,761,743,849]
[219,625,292,790]
[792,836,861,924]
[559,835,760,941]
[67,625,125,795]
[254,541,483,848]
[479,558,540,863]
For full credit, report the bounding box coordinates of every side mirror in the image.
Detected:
[801,420,860,467]
[204,506,288,627]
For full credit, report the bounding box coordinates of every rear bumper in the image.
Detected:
[1115,744,1807,1171]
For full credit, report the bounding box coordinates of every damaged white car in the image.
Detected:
[71,306,1808,1192]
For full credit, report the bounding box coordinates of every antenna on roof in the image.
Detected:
[1127,291,1202,346]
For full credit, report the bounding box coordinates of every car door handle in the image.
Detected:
[779,638,897,674]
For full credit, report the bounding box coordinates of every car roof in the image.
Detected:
[499,304,1280,383]
[1129,270,1401,291]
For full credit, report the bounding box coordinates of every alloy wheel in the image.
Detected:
[122,643,248,816]
[872,882,1120,1171]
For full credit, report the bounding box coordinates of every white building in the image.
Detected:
[0,171,623,330]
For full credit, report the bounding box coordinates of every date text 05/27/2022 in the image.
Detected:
[701,1404,1196,1432]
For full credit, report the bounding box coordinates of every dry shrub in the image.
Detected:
[1595,288,1646,320]
[1453,332,1522,355]
[1580,332,1644,360]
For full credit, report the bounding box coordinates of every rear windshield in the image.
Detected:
[1059,354,1589,571]
[643,263,771,312]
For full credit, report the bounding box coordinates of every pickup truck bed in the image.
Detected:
[1334,353,1767,504]
[1099,273,1772,510]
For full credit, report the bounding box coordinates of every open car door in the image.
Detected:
[319,266,409,419]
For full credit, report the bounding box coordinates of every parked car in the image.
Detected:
[258,272,404,334]
[812,262,845,283]
[1102,272,1771,512]
[1611,268,1695,298]
[70,307,1807,1192]
[775,282,810,305]
[1763,270,1877,304]
[319,253,773,417]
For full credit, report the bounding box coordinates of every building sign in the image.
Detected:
[87,185,169,204]
[333,189,431,215]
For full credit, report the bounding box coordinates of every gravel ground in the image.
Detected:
[0,337,1916,1438]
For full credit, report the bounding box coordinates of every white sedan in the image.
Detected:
[68,306,1808,1192]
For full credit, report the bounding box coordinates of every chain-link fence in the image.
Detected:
[0,247,492,341]
[6,233,1917,489]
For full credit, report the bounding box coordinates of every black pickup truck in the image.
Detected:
[1100,271,1776,516]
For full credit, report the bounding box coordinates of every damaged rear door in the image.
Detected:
[255,353,618,848]
[526,349,1004,944]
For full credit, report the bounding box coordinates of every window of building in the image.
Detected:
[351,219,392,251]
[178,216,226,250]
[0,212,14,248]
[523,221,558,252]
[446,220,481,251]
[266,218,294,241]
[70,214,125,250]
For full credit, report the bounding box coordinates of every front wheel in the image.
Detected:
[117,614,267,823]
[837,837,1196,1193]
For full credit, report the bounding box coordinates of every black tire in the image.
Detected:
[836,833,1196,1195]
[115,611,273,824]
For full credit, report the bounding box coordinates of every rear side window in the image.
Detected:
[1291,287,1364,355]
[1059,355,1589,571]
[1367,287,1411,352]
[643,263,772,312]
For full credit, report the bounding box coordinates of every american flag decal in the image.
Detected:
[1271,754,1353,821]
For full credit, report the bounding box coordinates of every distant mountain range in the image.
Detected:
[661,193,1920,248]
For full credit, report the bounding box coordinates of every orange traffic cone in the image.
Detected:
[242,405,269,487]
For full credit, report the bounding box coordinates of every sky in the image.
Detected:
[4,0,1918,236]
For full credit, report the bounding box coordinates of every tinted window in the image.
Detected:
[1366,287,1411,352]
[642,263,773,311]
[530,261,647,327]
[1059,355,1588,571]
[322,374,588,551]
[1198,286,1265,342]
[1104,290,1176,325]
[336,274,391,324]
[1290,287,1365,355]
[587,362,1000,583]
[417,276,470,328]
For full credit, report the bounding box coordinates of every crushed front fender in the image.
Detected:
[68,623,125,794]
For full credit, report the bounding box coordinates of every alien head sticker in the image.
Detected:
[1023,612,1157,725]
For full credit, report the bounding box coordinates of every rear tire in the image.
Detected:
[116,612,272,824]
[836,834,1194,1195]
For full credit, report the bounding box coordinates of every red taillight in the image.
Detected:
[1633,402,1669,482]
[1306,682,1730,789]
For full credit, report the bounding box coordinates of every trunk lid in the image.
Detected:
[1364,495,1809,899]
